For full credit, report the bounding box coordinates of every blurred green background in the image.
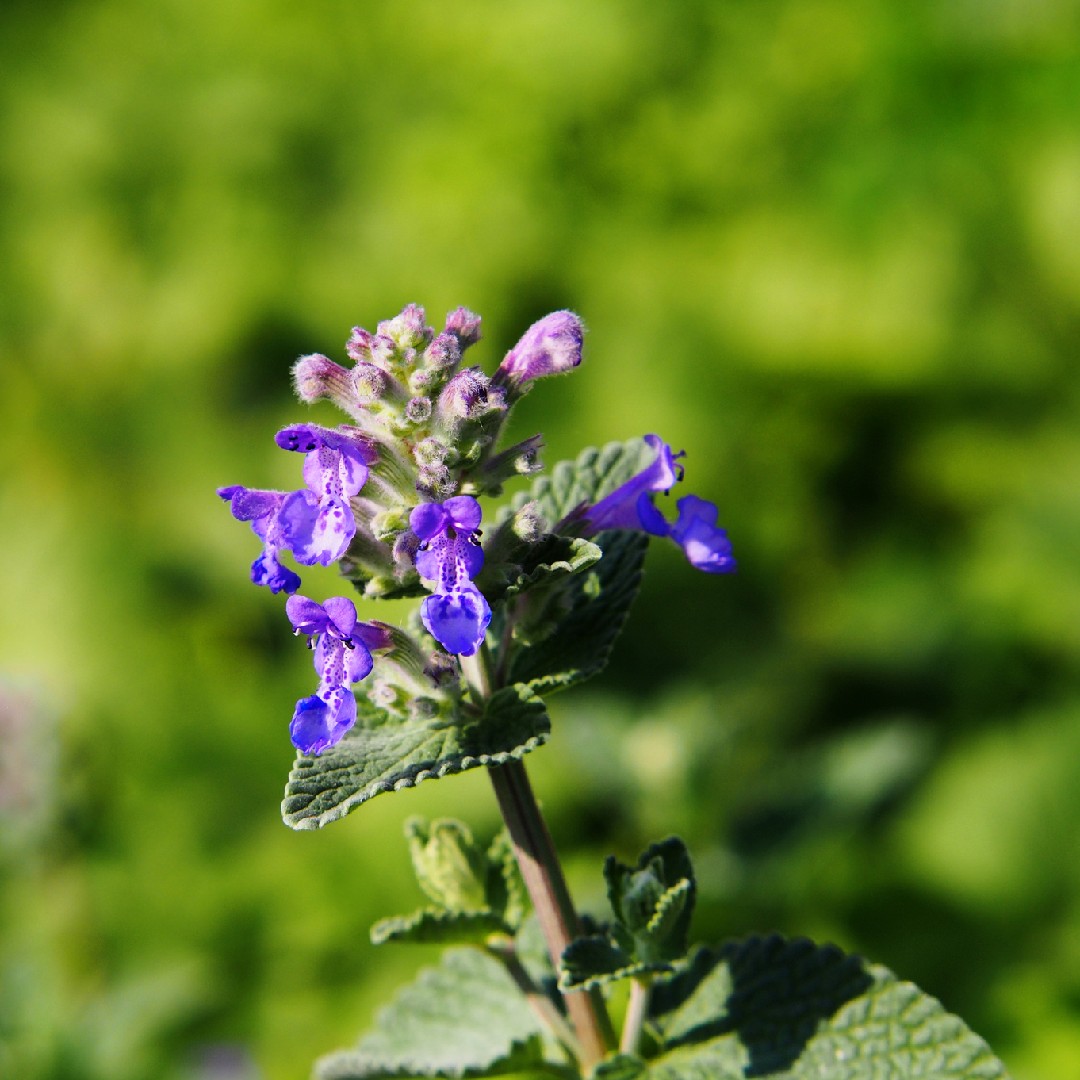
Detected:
[2,1,1080,1077]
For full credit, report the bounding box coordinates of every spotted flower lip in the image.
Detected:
[583,434,735,575]
[274,424,378,566]
[285,595,391,755]
[410,496,492,657]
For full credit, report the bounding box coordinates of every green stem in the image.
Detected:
[620,977,652,1056]
[488,760,615,1071]
[486,936,581,1060]
[459,649,614,1071]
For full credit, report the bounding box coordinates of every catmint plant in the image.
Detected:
[218,305,1010,1079]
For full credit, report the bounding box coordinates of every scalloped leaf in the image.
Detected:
[370,908,509,947]
[524,437,663,526]
[559,935,671,992]
[487,438,656,695]
[486,828,529,932]
[315,947,547,1079]
[282,685,549,830]
[605,838,696,965]
[641,935,1011,1079]
[406,817,490,911]
[504,528,647,695]
[502,535,603,598]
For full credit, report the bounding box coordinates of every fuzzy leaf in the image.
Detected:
[282,685,548,830]
[504,528,646,695]
[502,535,603,598]
[369,909,509,947]
[485,829,529,932]
[591,1056,648,1080]
[315,947,546,1078]
[489,439,652,695]
[642,934,1011,1079]
[605,838,696,965]
[526,437,663,526]
[406,818,490,911]
[559,935,671,992]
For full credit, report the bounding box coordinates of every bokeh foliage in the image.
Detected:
[2,1,1080,1078]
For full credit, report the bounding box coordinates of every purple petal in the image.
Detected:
[341,641,374,684]
[286,594,331,635]
[275,425,323,454]
[289,689,357,755]
[410,502,449,541]
[279,490,355,565]
[321,596,358,638]
[442,495,482,532]
[420,586,492,657]
[669,496,736,574]
[585,435,683,531]
[218,485,284,525]
[252,551,301,594]
[497,311,583,384]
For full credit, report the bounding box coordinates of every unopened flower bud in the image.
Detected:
[409,370,433,394]
[348,327,396,368]
[423,651,459,687]
[414,437,448,466]
[405,397,432,424]
[417,462,455,501]
[293,353,354,408]
[378,303,432,350]
[495,310,583,388]
[351,362,392,404]
[444,306,482,347]
[512,500,546,543]
[345,326,375,362]
[437,367,506,426]
[481,435,544,487]
[424,331,462,371]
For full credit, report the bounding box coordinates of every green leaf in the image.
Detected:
[370,909,509,947]
[606,838,696,966]
[315,947,547,1079]
[371,822,529,946]
[559,935,670,992]
[282,685,549,830]
[406,818,490,911]
[525,437,664,525]
[502,535,603,599]
[485,828,529,932]
[642,934,1011,1079]
[490,439,653,695]
[591,1055,648,1080]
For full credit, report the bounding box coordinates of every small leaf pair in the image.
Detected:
[560,838,695,992]
[369,818,526,946]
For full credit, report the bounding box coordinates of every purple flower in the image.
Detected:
[274,424,377,566]
[584,435,736,575]
[495,311,583,387]
[217,485,302,594]
[286,595,391,755]
[409,496,492,657]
